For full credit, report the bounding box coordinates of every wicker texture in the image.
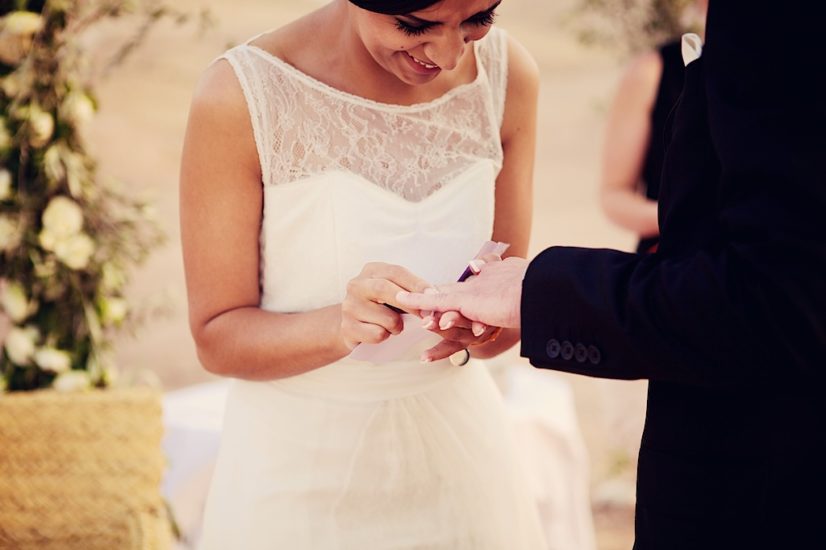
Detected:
[0,388,171,549]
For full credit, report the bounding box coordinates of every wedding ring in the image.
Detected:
[470,326,503,346]
[449,348,470,366]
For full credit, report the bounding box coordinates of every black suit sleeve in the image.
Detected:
[521,0,826,387]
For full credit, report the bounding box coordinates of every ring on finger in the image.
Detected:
[470,326,503,346]
[449,348,470,366]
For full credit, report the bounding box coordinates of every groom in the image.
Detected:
[398,1,825,548]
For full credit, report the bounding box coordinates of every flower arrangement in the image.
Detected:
[0,1,204,392]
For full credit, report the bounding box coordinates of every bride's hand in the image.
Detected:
[339,262,431,350]
[420,310,502,363]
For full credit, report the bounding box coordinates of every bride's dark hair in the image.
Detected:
[348,1,441,15]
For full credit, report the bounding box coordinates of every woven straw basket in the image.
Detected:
[0,388,171,549]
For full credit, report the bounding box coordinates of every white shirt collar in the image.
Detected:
[682,33,704,66]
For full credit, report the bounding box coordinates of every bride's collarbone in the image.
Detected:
[252,35,478,106]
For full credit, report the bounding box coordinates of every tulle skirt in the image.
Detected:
[199,357,546,549]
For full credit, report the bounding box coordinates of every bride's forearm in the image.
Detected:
[192,304,351,380]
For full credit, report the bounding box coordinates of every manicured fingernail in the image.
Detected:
[472,324,486,337]
[439,318,454,330]
[468,259,483,274]
[422,319,436,330]
[420,355,432,363]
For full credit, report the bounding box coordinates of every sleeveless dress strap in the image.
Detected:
[476,27,509,129]
[218,47,272,182]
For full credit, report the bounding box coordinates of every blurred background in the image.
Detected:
[75,0,700,546]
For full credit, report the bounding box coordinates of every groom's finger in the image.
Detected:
[396,284,462,312]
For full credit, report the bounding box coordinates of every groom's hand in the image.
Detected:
[418,310,503,363]
[396,256,529,330]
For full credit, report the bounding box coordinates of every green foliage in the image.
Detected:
[0,1,202,392]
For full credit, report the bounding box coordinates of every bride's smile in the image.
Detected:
[348,0,502,88]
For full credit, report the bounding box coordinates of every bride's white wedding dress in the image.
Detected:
[199,28,546,549]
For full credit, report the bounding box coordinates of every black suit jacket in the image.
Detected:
[521,2,826,547]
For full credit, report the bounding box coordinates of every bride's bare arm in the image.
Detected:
[180,61,343,379]
[180,61,426,380]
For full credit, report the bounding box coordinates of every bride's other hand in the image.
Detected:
[339,262,431,350]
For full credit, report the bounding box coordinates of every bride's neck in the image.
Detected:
[315,2,460,104]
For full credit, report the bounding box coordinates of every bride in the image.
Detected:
[179,0,544,547]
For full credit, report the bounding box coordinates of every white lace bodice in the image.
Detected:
[202,31,548,550]
[219,28,509,320]
[222,28,508,202]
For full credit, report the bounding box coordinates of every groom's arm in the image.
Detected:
[521,0,826,387]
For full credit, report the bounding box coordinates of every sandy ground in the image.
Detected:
[84,1,648,547]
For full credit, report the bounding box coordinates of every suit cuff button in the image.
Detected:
[561,340,574,361]
[545,339,561,359]
[587,345,602,365]
[574,343,588,363]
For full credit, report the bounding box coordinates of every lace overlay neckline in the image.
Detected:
[222,27,508,202]
[240,42,486,112]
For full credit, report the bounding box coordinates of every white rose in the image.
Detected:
[2,12,44,36]
[100,296,128,325]
[0,281,29,323]
[0,70,29,98]
[0,168,11,200]
[53,370,91,393]
[0,214,20,252]
[0,11,39,63]
[0,33,27,66]
[28,107,54,148]
[3,325,38,365]
[34,347,72,373]
[42,196,84,239]
[60,92,95,126]
[54,232,95,270]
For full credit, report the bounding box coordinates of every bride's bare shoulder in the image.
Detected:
[184,60,258,176]
[189,58,248,126]
[247,10,328,67]
[188,7,332,128]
